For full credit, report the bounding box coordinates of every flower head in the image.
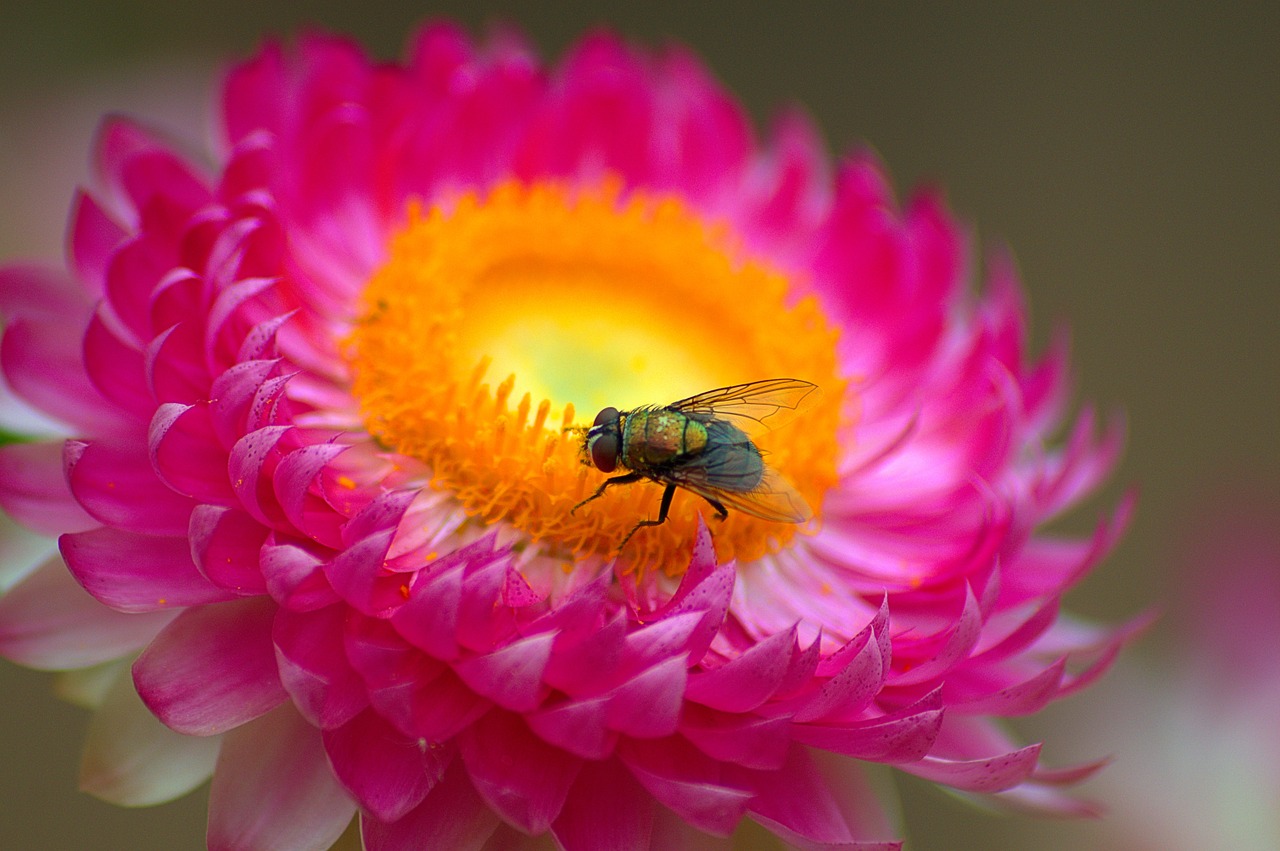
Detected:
[0,23,1137,850]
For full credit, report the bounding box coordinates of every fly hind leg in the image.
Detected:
[618,482,677,552]
[700,495,729,521]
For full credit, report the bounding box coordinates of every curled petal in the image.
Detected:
[61,526,236,612]
[0,555,175,669]
[133,596,286,735]
[361,758,499,851]
[207,703,356,851]
[80,665,220,806]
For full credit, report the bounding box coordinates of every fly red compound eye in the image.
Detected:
[590,432,619,472]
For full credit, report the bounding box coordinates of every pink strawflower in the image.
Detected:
[0,23,1138,850]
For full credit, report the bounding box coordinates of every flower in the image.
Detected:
[0,22,1137,850]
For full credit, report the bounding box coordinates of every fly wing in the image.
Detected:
[667,378,818,434]
[662,427,813,523]
[675,466,814,524]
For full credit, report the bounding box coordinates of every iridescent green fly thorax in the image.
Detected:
[621,408,709,469]
[571,379,817,551]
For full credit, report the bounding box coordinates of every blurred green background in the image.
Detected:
[1,2,1275,848]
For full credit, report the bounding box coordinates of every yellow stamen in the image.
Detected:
[347,179,846,576]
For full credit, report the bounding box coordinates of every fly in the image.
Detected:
[571,378,817,551]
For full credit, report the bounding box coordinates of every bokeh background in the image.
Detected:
[1,2,1275,848]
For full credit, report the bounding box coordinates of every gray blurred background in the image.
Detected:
[2,2,1275,848]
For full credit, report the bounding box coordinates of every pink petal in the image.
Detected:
[322,708,445,822]
[0,556,175,669]
[228,425,292,527]
[149,402,238,503]
[898,743,1042,792]
[552,758,654,851]
[83,308,152,417]
[273,442,348,548]
[605,655,687,738]
[685,626,797,712]
[272,604,367,729]
[133,596,286,735]
[61,526,237,612]
[459,710,582,834]
[0,263,91,320]
[791,623,886,724]
[362,759,500,851]
[207,704,356,851]
[391,561,462,659]
[2,315,122,433]
[793,690,944,762]
[260,540,339,611]
[79,665,220,806]
[680,708,792,771]
[67,191,127,296]
[189,505,269,593]
[743,748,903,851]
[620,737,752,837]
[65,438,195,535]
[526,696,613,759]
[208,358,283,447]
[0,441,97,535]
[454,632,556,712]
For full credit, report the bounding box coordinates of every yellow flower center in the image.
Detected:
[347,179,845,576]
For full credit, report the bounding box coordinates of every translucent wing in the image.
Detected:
[671,465,813,524]
[666,378,818,434]
[660,422,813,523]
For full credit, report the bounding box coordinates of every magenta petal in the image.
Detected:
[209,359,282,446]
[392,563,462,659]
[899,743,1042,792]
[0,263,88,320]
[605,655,687,738]
[133,596,287,735]
[793,692,944,762]
[620,737,752,837]
[792,636,887,725]
[552,758,654,851]
[68,190,127,295]
[362,758,499,851]
[228,425,292,526]
[526,696,613,759]
[743,748,902,851]
[189,505,270,593]
[207,704,355,851]
[149,402,237,503]
[65,439,195,535]
[2,316,119,433]
[323,708,444,822]
[273,443,348,548]
[680,708,792,771]
[273,605,368,728]
[260,541,338,611]
[61,526,237,612]
[0,441,97,535]
[454,631,555,712]
[685,626,797,712]
[460,710,582,834]
[890,585,984,687]
[0,556,175,669]
[83,308,152,416]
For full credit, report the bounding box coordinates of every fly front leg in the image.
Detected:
[618,482,677,552]
[571,472,644,514]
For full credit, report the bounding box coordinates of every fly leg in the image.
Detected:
[700,495,729,521]
[571,472,644,514]
[618,482,676,552]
